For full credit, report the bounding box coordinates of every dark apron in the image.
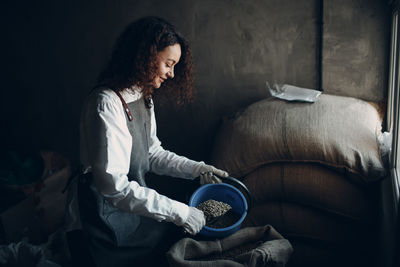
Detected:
[77,95,179,267]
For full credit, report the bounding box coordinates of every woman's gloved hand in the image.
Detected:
[182,207,206,235]
[195,163,229,185]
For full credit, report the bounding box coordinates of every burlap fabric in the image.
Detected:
[242,162,376,221]
[209,94,384,266]
[166,225,293,267]
[211,94,386,183]
[243,201,370,244]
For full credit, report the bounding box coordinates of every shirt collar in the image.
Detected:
[121,85,143,103]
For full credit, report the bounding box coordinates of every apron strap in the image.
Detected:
[115,90,133,121]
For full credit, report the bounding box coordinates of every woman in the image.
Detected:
[65,16,228,267]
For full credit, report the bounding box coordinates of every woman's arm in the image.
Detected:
[148,104,228,181]
[147,105,205,178]
[81,89,189,224]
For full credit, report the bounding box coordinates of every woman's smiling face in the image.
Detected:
[152,43,181,89]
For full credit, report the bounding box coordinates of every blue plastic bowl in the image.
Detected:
[189,182,248,238]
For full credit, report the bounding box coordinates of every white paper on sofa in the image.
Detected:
[266,82,322,103]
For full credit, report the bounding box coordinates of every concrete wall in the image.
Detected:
[323,0,390,101]
[0,0,390,164]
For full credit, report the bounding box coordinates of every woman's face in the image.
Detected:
[152,43,181,89]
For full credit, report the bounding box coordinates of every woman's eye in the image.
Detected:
[166,64,171,68]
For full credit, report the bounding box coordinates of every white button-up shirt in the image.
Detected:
[66,86,205,231]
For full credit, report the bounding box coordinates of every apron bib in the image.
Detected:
[77,94,174,267]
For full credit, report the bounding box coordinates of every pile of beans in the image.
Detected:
[197,199,241,228]
[197,199,232,220]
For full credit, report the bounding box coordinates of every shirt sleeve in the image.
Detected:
[80,89,189,225]
[148,104,204,179]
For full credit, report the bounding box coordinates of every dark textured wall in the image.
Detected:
[323,0,390,101]
[0,0,389,164]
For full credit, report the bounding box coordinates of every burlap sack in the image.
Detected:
[242,162,376,221]
[243,202,370,244]
[211,94,386,183]
[166,225,293,267]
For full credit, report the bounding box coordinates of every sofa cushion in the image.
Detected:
[211,94,386,183]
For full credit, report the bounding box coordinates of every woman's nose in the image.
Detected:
[167,68,174,78]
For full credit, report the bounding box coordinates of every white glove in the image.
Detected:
[182,207,206,235]
[195,163,229,185]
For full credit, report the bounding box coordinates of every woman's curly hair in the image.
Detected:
[96,16,194,107]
